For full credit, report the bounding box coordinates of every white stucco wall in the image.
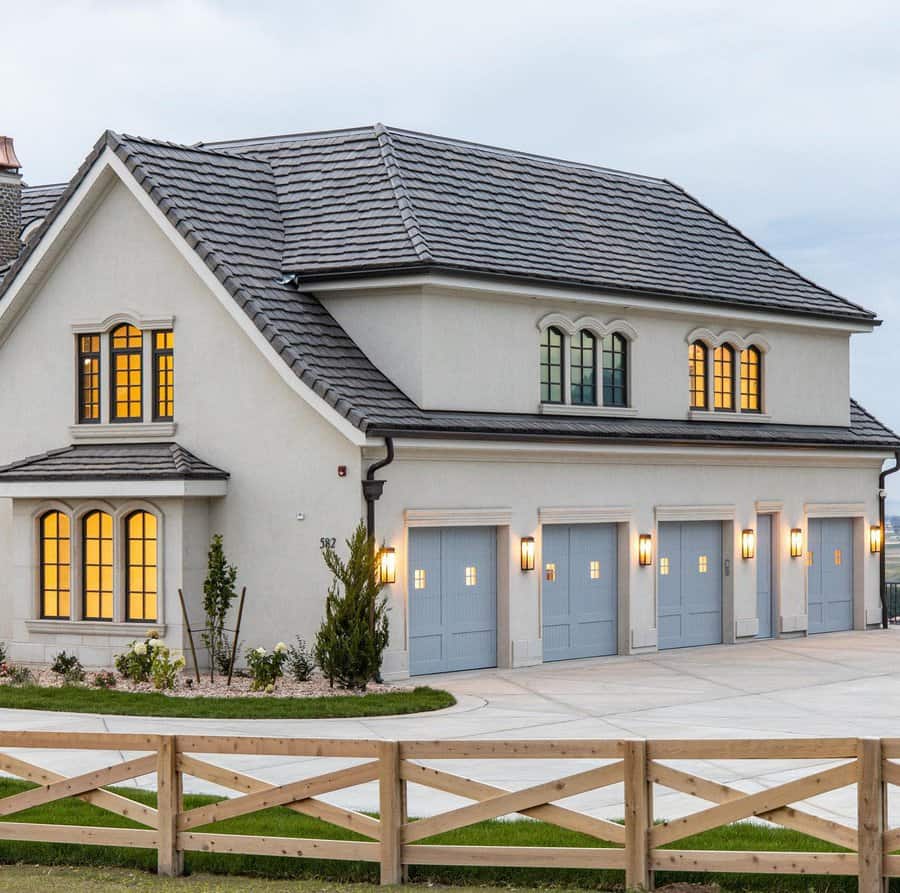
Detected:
[321,285,855,427]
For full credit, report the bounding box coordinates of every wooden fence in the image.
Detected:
[1,731,900,890]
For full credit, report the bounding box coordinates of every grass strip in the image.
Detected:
[0,685,453,718]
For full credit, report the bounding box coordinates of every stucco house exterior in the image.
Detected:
[0,125,897,679]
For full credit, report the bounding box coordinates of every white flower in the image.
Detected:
[133,643,147,656]
[274,642,287,654]
[255,647,267,656]
[145,638,157,650]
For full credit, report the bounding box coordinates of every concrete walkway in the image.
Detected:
[2,629,900,826]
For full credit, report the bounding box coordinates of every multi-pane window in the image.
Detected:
[78,335,101,423]
[540,326,564,403]
[689,341,707,409]
[126,511,158,622]
[40,511,70,619]
[740,346,761,412]
[570,331,596,405]
[83,511,113,620]
[153,330,175,421]
[111,324,143,421]
[601,333,627,407]
[713,345,735,411]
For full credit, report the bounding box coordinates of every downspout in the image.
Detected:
[362,437,395,541]
[879,451,900,629]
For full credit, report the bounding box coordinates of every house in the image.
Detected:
[0,125,897,678]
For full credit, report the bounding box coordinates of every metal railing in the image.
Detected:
[887,581,900,624]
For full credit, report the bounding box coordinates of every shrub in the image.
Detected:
[150,644,186,691]
[0,663,33,686]
[114,633,160,684]
[245,642,288,691]
[202,534,239,681]
[286,637,315,682]
[0,642,6,664]
[51,651,85,683]
[92,670,117,689]
[314,522,389,691]
[214,635,240,677]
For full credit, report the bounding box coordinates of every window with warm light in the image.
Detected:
[83,511,113,620]
[540,326,564,403]
[414,569,426,590]
[698,554,708,573]
[465,566,477,586]
[570,330,596,405]
[589,560,600,580]
[601,332,628,407]
[126,511,157,621]
[110,324,143,421]
[153,330,175,421]
[713,345,735,411]
[40,511,70,619]
[545,563,557,582]
[689,341,707,409]
[740,346,761,412]
[659,557,670,576]
[78,335,101,423]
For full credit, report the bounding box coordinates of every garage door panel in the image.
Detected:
[808,518,853,634]
[542,523,617,662]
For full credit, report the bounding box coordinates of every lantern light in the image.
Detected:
[638,534,653,567]
[741,528,756,560]
[790,528,803,558]
[520,536,536,571]
[870,525,883,554]
[378,547,397,584]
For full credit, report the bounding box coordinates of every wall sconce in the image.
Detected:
[638,534,653,567]
[378,547,396,584]
[741,528,756,560]
[790,528,803,558]
[870,525,883,554]
[520,536,535,571]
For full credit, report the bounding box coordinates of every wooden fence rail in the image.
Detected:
[1,732,900,889]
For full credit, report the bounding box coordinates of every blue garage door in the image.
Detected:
[408,526,497,676]
[658,521,723,649]
[542,524,618,662]
[808,518,853,634]
[756,514,774,638]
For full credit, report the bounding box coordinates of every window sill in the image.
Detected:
[69,422,177,442]
[540,404,638,418]
[688,410,771,423]
[26,620,165,637]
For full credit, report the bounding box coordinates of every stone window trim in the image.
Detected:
[31,498,165,626]
[536,313,638,415]
[70,313,174,430]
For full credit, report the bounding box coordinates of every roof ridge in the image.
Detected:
[197,125,375,150]
[116,132,271,167]
[663,178,876,320]
[374,123,433,263]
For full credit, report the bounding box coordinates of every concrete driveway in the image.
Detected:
[2,630,899,826]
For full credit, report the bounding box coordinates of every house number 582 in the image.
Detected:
[320,537,336,550]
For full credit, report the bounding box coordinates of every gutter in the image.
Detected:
[880,451,900,628]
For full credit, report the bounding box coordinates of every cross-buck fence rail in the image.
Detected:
[1,732,900,890]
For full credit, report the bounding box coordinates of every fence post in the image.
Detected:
[858,737,884,893]
[379,740,403,885]
[624,739,651,891]
[157,735,183,877]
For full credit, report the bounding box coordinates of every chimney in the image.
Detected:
[0,136,23,267]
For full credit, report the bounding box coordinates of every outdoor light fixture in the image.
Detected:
[378,547,397,584]
[870,525,883,554]
[520,536,536,571]
[638,534,653,567]
[790,528,803,558]
[741,528,756,560]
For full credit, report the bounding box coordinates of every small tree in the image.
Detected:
[315,522,389,690]
[201,534,238,681]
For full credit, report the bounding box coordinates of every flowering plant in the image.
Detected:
[245,641,288,691]
[150,644,186,691]
[114,635,159,683]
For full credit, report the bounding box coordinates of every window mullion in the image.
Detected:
[142,331,153,423]
[562,336,571,405]
[99,332,110,425]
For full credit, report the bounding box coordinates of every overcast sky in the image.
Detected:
[4,0,900,488]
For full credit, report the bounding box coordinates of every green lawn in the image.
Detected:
[0,685,453,719]
[0,778,868,892]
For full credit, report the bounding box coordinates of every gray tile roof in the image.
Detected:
[21,183,66,232]
[3,126,896,451]
[0,443,229,481]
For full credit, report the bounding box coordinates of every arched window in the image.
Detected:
[740,346,761,412]
[83,511,113,621]
[540,326,564,404]
[126,511,158,622]
[689,341,708,409]
[601,332,628,407]
[40,511,70,619]
[110,324,143,421]
[570,330,596,405]
[713,345,735,411]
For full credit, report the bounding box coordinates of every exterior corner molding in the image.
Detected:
[655,504,736,522]
[538,505,633,524]
[685,327,771,353]
[404,507,513,528]
[804,502,867,518]
[755,500,784,514]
